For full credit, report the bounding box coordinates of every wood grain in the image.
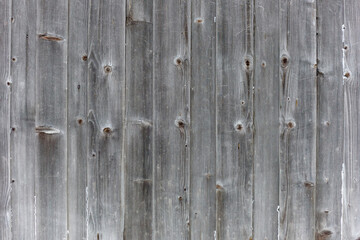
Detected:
[279,0,317,239]
[316,1,343,239]
[0,0,11,239]
[124,0,153,239]
[2,1,360,239]
[190,1,217,239]
[87,0,126,239]
[35,0,68,239]
[342,0,360,238]
[253,0,279,239]
[10,0,36,239]
[153,0,191,239]
[67,0,89,239]
[216,0,254,239]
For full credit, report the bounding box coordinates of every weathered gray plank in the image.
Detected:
[35,0,68,239]
[124,0,153,239]
[315,1,343,239]
[0,0,11,239]
[190,1,216,239]
[342,0,360,238]
[87,0,125,239]
[67,0,89,239]
[153,0,191,239]
[278,0,317,239]
[10,0,36,239]
[253,0,279,239]
[215,0,254,239]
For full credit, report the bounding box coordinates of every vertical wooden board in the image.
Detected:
[10,0,36,239]
[153,0,191,239]
[253,0,279,239]
[124,0,153,239]
[342,0,360,238]
[0,0,11,239]
[190,1,216,239]
[68,0,88,239]
[278,0,316,239]
[215,0,254,239]
[87,0,125,239]
[35,0,68,239]
[316,1,343,239]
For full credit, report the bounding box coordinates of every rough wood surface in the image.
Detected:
[253,0,279,239]
[342,0,360,239]
[316,1,343,239]
[0,0,11,239]
[190,1,216,239]
[86,0,125,239]
[2,1,360,240]
[152,0,191,239]
[67,0,88,239]
[278,0,317,239]
[35,0,68,238]
[124,0,153,239]
[10,0,36,239]
[216,0,254,239]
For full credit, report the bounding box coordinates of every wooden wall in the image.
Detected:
[0,0,357,239]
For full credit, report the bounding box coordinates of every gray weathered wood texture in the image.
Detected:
[190,1,216,239]
[87,0,125,239]
[67,0,88,239]
[35,0,68,238]
[216,0,254,239]
[278,0,317,239]
[153,0,191,239]
[10,0,36,239]
[124,0,153,239]
[0,0,11,239]
[342,0,360,239]
[253,0,279,239]
[1,0,360,239]
[316,1,343,239]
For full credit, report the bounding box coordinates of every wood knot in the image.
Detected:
[77,119,83,125]
[104,65,112,73]
[174,56,183,66]
[234,121,243,132]
[35,126,61,135]
[39,33,63,41]
[281,55,289,68]
[82,55,88,61]
[344,72,350,78]
[103,127,112,134]
[304,181,314,188]
[287,121,295,129]
[178,196,183,201]
[195,18,204,23]
[316,230,332,240]
[12,57,16,62]
[243,56,253,71]
[175,118,186,128]
[216,184,224,190]
[261,61,266,68]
